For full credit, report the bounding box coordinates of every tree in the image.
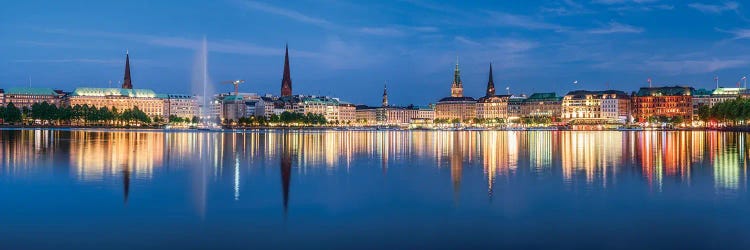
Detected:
[191,116,199,124]
[4,103,22,124]
[697,105,710,122]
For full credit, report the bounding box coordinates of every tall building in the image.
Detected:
[382,84,388,107]
[632,86,694,123]
[436,60,476,121]
[122,52,133,89]
[163,94,199,120]
[476,64,510,120]
[280,45,293,97]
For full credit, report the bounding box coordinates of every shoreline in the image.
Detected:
[2,125,750,132]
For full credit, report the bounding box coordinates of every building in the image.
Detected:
[601,91,631,124]
[355,105,378,124]
[0,89,5,106]
[561,90,629,124]
[691,88,712,121]
[507,95,527,121]
[435,60,476,121]
[520,93,562,119]
[164,94,198,120]
[632,86,694,123]
[339,102,356,124]
[710,87,744,106]
[65,88,166,118]
[281,45,293,97]
[3,87,61,108]
[476,64,510,121]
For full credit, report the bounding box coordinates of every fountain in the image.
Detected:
[192,36,219,129]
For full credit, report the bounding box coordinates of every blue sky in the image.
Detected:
[1,0,750,106]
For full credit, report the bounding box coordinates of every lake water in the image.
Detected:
[1,129,749,249]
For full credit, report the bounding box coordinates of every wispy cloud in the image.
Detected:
[12,59,122,64]
[643,58,748,75]
[688,2,739,14]
[236,0,335,28]
[487,11,568,32]
[718,28,750,40]
[587,22,644,34]
[592,0,660,4]
[455,36,480,46]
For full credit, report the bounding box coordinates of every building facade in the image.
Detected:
[520,93,562,119]
[476,64,510,121]
[562,90,629,124]
[632,86,694,123]
[3,87,61,108]
[65,88,165,118]
[164,94,198,120]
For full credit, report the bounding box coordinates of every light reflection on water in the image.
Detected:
[1,129,749,248]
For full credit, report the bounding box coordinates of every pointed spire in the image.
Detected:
[122,51,133,89]
[281,44,292,97]
[486,63,495,97]
[382,83,388,107]
[451,56,463,97]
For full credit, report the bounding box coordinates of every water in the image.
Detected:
[1,129,749,249]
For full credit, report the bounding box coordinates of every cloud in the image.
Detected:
[717,28,750,40]
[592,0,660,4]
[643,58,748,75]
[487,11,568,32]
[455,36,480,46]
[236,0,335,28]
[11,59,122,64]
[587,22,644,34]
[688,2,739,14]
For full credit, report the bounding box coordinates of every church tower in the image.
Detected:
[122,51,133,89]
[486,63,495,97]
[382,84,388,107]
[450,57,463,98]
[281,44,293,97]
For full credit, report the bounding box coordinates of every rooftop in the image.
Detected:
[71,87,157,98]
[5,87,57,96]
[437,96,476,103]
[635,86,694,97]
[524,92,561,102]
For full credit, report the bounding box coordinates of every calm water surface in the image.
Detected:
[1,129,749,249]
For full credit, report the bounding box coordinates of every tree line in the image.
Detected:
[0,101,164,126]
[224,111,328,126]
[697,98,750,126]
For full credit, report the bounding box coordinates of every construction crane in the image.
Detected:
[221,79,245,96]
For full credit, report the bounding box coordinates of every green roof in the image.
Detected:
[635,86,693,97]
[524,92,561,102]
[71,87,157,98]
[5,87,57,96]
[712,87,745,96]
[693,88,713,96]
[222,95,244,102]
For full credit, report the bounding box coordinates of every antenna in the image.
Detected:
[28,76,31,87]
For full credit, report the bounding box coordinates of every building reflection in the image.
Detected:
[2,129,750,203]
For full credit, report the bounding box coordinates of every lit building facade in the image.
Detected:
[562,90,629,124]
[3,87,61,108]
[65,88,166,118]
[507,95,527,121]
[164,94,199,120]
[339,103,356,124]
[355,106,378,124]
[632,86,694,123]
[520,93,562,118]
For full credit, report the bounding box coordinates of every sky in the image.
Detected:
[1,0,750,106]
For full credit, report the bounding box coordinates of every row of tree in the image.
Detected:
[697,98,750,125]
[224,111,328,126]
[0,102,158,126]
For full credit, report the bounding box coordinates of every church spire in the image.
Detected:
[486,63,495,97]
[382,83,388,107]
[281,44,292,97]
[122,51,133,89]
[450,57,463,97]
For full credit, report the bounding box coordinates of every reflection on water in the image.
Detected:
[2,130,749,196]
[3,129,750,248]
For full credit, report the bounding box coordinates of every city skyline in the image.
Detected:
[2,1,750,106]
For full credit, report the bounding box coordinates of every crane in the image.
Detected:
[221,79,245,96]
